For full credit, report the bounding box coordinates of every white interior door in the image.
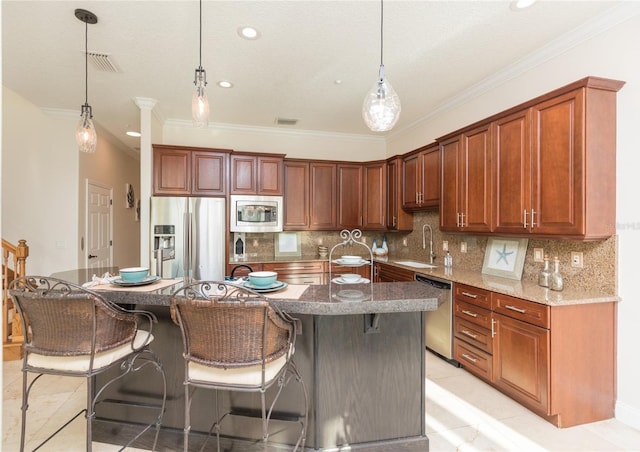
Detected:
[86,181,113,269]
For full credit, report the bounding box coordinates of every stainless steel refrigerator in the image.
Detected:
[150,197,226,280]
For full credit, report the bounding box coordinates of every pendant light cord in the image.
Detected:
[84,21,89,106]
[198,0,203,68]
[380,0,384,67]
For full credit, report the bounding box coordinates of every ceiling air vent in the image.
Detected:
[86,51,120,73]
[275,117,298,126]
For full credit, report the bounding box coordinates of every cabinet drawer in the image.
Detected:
[492,293,549,329]
[454,317,493,354]
[263,262,324,274]
[454,339,493,382]
[454,283,491,309]
[454,300,492,329]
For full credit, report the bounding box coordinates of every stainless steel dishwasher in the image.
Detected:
[415,274,459,366]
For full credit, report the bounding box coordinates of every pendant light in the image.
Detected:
[192,0,210,127]
[74,9,98,153]
[362,0,401,132]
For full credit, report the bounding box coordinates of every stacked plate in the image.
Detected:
[332,255,368,266]
[318,245,328,258]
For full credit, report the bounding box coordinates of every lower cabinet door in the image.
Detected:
[492,312,550,414]
[454,339,492,382]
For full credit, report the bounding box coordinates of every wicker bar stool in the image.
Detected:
[170,280,307,451]
[8,276,167,451]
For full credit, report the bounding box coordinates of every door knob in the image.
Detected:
[88,254,98,259]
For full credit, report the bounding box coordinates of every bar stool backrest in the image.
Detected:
[10,276,137,357]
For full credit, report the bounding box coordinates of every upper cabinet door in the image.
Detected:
[230,153,284,195]
[362,161,387,230]
[401,143,439,211]
[192,151,227,196]
[530,90,584,236]
[153,147,191,195]
[283,160,310,230]
[309,162,337,230]
[493,109,532,233]
[337,163,363,229]
[387,157,413,231]
[440,125,492,233]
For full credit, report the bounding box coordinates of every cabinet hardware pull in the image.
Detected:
[456,212,461,227]
[523,209,528,228]
[461,310,478,318]
[415,192,419,204]
[460,212,466,227]
[393,216,397,227]
[461,291,478,299]
[461,330,478,339]
[462,353,478,363]
[505,304,526,314]
[491,318,496,338]
[531,209,537,227]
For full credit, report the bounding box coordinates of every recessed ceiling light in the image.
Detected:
[334,79,343,85]
[217,80,233,88]
[126,131,141,137]
[510,0,537,11]
[238,26,260,40]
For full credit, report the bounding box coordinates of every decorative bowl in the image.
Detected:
[340,255,362,264]
[248,271,278,288]
[120,267,149,283]
[341,273,361,282]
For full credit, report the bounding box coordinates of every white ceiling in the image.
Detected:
[1,1,630,152]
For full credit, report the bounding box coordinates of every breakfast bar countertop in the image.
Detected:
[94,279,442,316]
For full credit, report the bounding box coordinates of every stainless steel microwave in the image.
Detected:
[230,195,283,232]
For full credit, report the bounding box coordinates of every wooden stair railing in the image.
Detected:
[2,239,29,360]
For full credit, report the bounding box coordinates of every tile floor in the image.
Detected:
[3,351,640,451]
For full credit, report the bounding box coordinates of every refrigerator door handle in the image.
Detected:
[183,212,190,278]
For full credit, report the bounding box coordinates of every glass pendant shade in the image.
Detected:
[192,68,209,128]
[75,104,97,153]
[362,65,401,132]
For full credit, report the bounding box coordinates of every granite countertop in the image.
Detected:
[385,260,619,306]
[230,256,619,307]
[97,280,442,316]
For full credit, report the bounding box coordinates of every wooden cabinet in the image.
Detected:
[282,160,338,231]
[337,163,363,229]
[374,262,414,282]
[326,262,372,280]
[453,284,494,382]
[230,152,284,195]
[454,282,616,428]
[309,161,337,230]
[402,144,439,210]
[440,125,492,232]
[386,157,413,231]
[283,160,310,230]
[225,262,263,278]
[153,144,229,196]
[492,77,623,239]
[362,161,387,230]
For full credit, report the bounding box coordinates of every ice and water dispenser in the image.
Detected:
[152,225,175,277]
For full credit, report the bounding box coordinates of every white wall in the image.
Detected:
[1,87,141,276]
[388,12,640,428]
[162,120,386,161]
[1,88,79,275]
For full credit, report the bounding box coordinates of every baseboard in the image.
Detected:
[615,400,640,430]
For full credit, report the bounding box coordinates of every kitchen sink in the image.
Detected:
[394,261,437,269]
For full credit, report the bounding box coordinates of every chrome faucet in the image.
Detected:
[422,224,436,264]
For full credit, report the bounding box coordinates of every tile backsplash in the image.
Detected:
[234,210,617,294]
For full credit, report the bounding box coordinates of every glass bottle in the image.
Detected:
[550,256,564,291]
[371,238,377,253]
[444,251,453,268]
[538,255,551,288]
[382,235,388,255]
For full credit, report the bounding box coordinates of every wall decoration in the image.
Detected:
[125,183,135,208]
[482,237,528,280]
[275,232,301,257]
[135,199,140,222]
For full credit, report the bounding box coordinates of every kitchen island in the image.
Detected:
[92,280,443,450]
